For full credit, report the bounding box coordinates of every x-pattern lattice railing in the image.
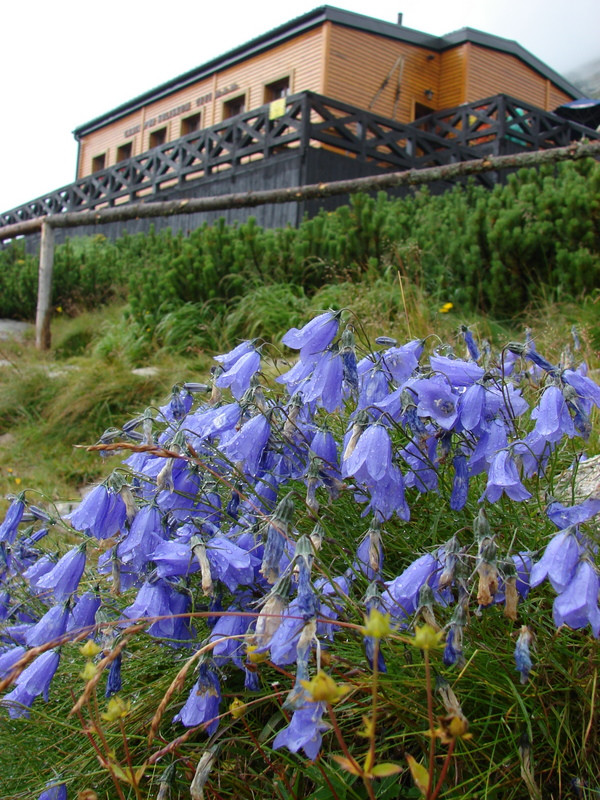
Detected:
[3,92,594,228]
[413,94,600,150]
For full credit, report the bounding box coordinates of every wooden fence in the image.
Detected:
[3,92,597,230]
[1,139,599,351]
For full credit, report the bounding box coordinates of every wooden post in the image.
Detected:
[35,221,55,350]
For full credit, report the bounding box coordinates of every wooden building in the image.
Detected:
[73,5,580,179]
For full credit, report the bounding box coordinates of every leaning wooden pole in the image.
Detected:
[1,139,600,243]
[35,221,55,350]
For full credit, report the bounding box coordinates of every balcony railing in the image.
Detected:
[412,94,600,151]
[2,92,597,228]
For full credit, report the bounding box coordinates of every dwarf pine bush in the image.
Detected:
[1,160,599,334]
[0,308,599,799]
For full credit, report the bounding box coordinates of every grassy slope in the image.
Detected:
[0,281,598,800]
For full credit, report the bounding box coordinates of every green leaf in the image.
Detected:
[370,762,404,778]
[406,754,430,796]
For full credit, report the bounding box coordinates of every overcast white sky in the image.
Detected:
[1,0,598,213]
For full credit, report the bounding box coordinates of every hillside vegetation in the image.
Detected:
[1,160,599,344]
[0,163,598,800]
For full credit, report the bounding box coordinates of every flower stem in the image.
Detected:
[430,739,456,800]
[326,702,367,795]
[424,650,436,800]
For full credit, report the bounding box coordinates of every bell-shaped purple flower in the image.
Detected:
[35,544,87,603]
[119,504,165,573]
[222,412,271,476]
[207,535,258,591]
[450,452,469,510]
[553,560,600,636]
[67,591,101,634]
[68,484,126,540]
[37,782,67,800]
[215,349,261,399]
[382,553,438,620]
[268,599,305,665]
[302,350,344,413]
[0,645,26,678]
[272,700,328,760]
[26,603,70,647]
[430,354,484,387]
[173,662,221,733]
[343,424,392,483]
[356,463,410,522]
[105,652,122,697]
[358,364,390,410]
[213,340,255,371]
[457,383,487,434]
[469,419,508,476]
[123,578,192,642]
[529,527,582,592]
[209,607,251,668]
[2,649,60,718]
[24,555,58,595]
[530,385,575,442]
[381,339,423,383]
[562,370,600,414]
[546,499,600,529]
[151,539,197,579]
[0,496,25,544]
[282,312,339,358]
[480,450,531,504]
[411,375,459,430]
[309,428,341,480]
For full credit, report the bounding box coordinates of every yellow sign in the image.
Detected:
[269,98,287,120]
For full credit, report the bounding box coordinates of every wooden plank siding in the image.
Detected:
[75,11,581,181]
[78,27,325,178]
[325,25,440,122]
[466,45,573,110]
[438,46,467,109]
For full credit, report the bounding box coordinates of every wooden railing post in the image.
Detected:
[35,220,55,351]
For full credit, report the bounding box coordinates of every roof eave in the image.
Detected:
[437,27,582,99]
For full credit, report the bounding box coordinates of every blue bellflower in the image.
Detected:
[480,450,531,504]
[68,484,127,540]
[514,626,533,684]
[173,662,221,733]
[529,527,582,592]
[105,652,122,697]
[553,560,600,636]
[213,340,255,371]
[2,649,60,718]
[0,645,26,678]
[530,385,575,442]
[36,783,67,800]
[272,700,328,760]
[0,495,25,545]
[26,603,70,647]
[343,423,392,484]
[35,543,87,603]
[215,349,261,399]
[281,312,339,358]
[222,412,271,476]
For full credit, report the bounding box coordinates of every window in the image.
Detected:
[149,127,167,148]
[264,76,290,103]
[223,95,246,119]
[91,153,106,172]
[116,142,133,162]
[181,113,201,135]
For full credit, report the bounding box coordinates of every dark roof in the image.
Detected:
[73,5,581,138]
